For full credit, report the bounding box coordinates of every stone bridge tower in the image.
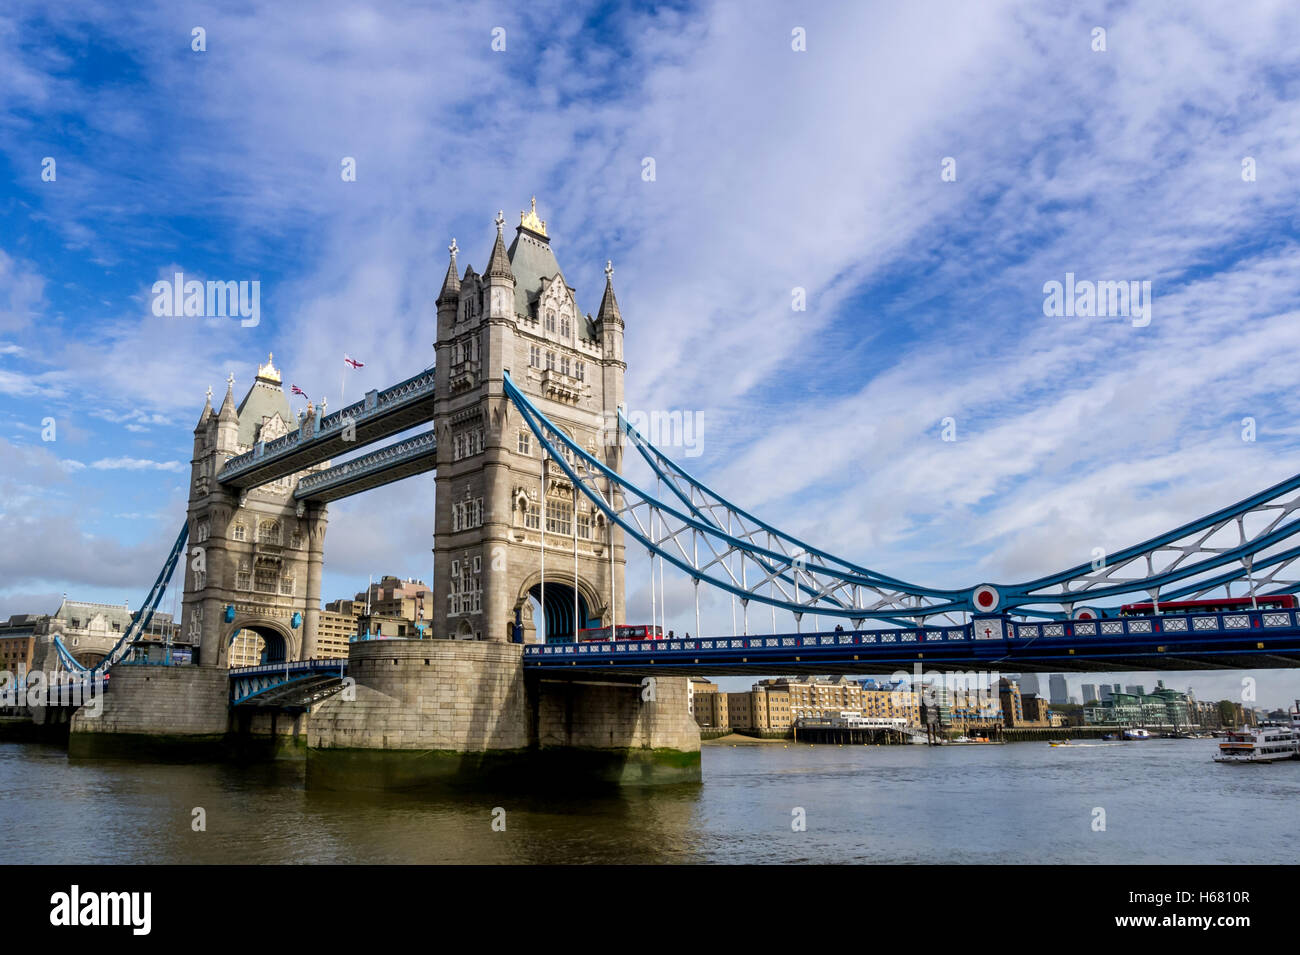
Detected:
[183,355,328,667]
[433,200,627,643]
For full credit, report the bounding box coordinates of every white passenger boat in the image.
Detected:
[1214,703,1300,764]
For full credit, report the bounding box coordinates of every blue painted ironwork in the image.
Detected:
[218,368,435,487]
[54,522,190,675]
[507,373,974,623]
[292,430,436,500]
[524,611,1300,673]
[507,373,1300,622]
[229,658,348,706]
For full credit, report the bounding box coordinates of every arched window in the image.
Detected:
[545,309,556,333]
[232,523,247,542]
[257,520,282,545]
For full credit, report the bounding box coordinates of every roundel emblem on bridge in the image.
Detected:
[1072,607,1097,620]
[972,585,1000,612]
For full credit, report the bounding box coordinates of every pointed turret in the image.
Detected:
[596,260,623,327]
[215,372,240,453]
[217,375,238,422]
[486,210,514,281]
[194,386,214,433]
[437,238,461,306]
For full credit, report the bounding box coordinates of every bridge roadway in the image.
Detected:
[522,610,1300,676]
[218,608,1300,709]
[217,368,435,492]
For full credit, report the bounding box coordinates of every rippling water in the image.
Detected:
[2,739,1295,864]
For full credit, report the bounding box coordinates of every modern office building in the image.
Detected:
[1049,673,1069,705]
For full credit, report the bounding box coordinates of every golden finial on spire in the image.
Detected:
[256,352,282,385]
[519,195,548,237]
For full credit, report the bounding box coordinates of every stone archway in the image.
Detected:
[223,615,299,667]
[515,571,605,643]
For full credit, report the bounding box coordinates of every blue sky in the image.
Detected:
[3,0,1300,706]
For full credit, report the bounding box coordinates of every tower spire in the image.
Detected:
[218,372,238,422]
[194,386,214,432]
[437,237,461,304]
[597,259,623,326]
[486,211,514,280]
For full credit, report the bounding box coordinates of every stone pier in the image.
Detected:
[305,639,700,790]
[67,665,229,758]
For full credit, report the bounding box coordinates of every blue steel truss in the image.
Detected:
[505,373,1300,623]
[54,522,190,674]
[293,430,436,500]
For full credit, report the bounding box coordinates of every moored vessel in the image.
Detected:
[1213,702,1300,764]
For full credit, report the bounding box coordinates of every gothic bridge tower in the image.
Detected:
[433,200,627,643]
[183,355,328,667]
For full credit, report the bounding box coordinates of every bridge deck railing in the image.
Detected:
[218,368,435,481]
[229,658,347,678]
[524,610,1294,662]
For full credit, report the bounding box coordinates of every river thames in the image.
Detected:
[2,738,1296,864]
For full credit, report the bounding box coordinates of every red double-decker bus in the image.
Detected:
[1119,595,1297,617]
[576,624,664,642]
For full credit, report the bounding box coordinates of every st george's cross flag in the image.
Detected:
[343,355,364,369]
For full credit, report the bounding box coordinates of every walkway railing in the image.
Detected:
[218,367,435,483]
[293,431,436,499]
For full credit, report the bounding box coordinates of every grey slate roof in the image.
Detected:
[236,379,293,447]
[507,227,566,320]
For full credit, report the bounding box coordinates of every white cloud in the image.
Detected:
[88,457,185,473]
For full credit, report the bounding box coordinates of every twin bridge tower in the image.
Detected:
[183,200,628,664]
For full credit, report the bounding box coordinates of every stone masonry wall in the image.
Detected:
[69,665,229,738]
[306,639,529,751]
[533,674,700,752]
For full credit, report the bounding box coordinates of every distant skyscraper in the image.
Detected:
[1019,674,1041,696]
[1099,685,1113,701]
[1082,683,1098,703]
[1049,674,1069,705]
[1125,684,1145,696]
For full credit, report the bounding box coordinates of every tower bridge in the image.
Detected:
[45,199,1300,785]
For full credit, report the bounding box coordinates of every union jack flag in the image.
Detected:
[343,355,364,369]
[291,384,308,399]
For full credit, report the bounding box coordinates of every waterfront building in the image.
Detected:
[857,680,921,726]
[28,599,183,670]
[701,687,729,729]
[0,614,44,672]
[998,678,1024,727]
[722,676,920,732]
[1021,694,1052,726]
[1082,681,1197,729]
[925,681,1002,731]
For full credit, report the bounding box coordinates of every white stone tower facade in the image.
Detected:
[432,200,627,643]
